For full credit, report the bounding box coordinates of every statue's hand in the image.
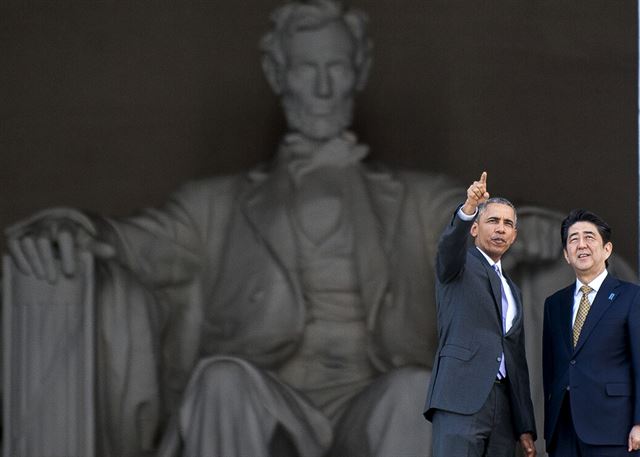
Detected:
[506,206,563,267]
[5,207,115,282]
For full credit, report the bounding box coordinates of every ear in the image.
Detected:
[604,241,613,260]
[354,54,372,91]
[262,55,283,94]
[470,222,478,238]
[563,248,570,264]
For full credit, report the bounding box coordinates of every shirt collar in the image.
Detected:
[574,268,608,297]
[476,247,501,271]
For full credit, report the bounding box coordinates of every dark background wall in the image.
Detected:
[1,0,637,269]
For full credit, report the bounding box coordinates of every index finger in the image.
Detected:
[480,171,487,184]
[57,230,76,276]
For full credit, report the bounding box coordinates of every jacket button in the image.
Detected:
[570,360,576,365]
[497,356,502,362]
[566,386,571,391]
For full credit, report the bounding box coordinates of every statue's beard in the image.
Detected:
[282,95,354,141]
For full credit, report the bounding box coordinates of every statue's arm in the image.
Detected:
[502,206,564,270]
[5,206,115,282]
[5,178,226,287]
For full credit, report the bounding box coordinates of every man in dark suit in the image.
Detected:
[543,209,640,456]
[424,172,537,457]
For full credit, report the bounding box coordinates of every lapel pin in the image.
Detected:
[608,293,615,301]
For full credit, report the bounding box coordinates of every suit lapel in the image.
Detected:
[470,248,504,324]
[574,274,620,353]
[504,274,523,334]
[243,165,300,295]
[556,286,575,354]
[361,165,404,251]
[351,166,401,326]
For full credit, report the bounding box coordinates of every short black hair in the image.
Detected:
[476,197,518,227]
[560,209,611,248]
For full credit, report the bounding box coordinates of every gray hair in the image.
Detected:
[476,197,518,227]
[260,0,372,85]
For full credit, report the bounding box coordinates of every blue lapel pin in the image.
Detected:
[608,293,615,301]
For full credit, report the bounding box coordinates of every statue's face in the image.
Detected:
[281,20,357,141]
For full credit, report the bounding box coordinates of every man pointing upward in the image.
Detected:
[424,171,537,457]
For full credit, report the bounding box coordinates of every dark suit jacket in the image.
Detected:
[423,211,537,439]
[543,273,640,445]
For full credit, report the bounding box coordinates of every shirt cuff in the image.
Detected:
[457,206,477,221]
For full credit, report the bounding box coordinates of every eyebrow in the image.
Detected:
[568,230,597,238]
[486,216,515,224]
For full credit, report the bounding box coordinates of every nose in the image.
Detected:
[315,67,333,98]
[495,222,506,233]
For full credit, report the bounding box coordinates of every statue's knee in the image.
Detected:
[190,358,253,400]
[379,366,431,407]
[387,366,431,389]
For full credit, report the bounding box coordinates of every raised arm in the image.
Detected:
[436,172,489,283]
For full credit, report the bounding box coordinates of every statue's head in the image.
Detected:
[261,0,372,141]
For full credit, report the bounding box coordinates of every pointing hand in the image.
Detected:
[462,171,490,216]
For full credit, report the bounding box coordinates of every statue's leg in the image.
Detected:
[176,355,333,457]
[330,365,432,457]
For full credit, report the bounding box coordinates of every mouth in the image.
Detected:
[490,237,507,245]
[577,252,590,259]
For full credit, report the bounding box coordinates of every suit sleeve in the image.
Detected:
[99,179,233,287]
[629,287,640,425]
[515,320,538,439]
[435,206,473,283]
[542,297,553,410]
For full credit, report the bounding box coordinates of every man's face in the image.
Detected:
[470,203,518,262]
[281,20,357,141]
[563,221,612,279]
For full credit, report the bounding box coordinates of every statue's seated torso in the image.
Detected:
[276,167,377,422]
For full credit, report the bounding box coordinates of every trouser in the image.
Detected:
[548,395,638,457]
[431,379,516,457]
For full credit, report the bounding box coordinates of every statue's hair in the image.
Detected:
[260,0,372,74]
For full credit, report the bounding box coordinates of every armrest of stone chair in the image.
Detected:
[3,252,167,457]
[2,252,96,457]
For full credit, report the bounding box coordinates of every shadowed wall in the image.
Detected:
[1,0,637,268]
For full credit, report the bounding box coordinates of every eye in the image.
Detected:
[289,63,315,78]
[329,62,352,74]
